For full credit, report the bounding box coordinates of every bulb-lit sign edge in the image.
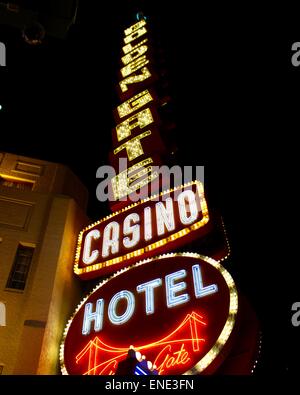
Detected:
[62,252,238,375]
[74,180,209,279]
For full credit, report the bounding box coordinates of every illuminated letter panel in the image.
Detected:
[61,254,239,376]
[74,181,211,280]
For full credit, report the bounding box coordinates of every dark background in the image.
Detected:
[0,0,298,379]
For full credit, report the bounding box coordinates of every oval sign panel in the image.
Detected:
[60,253,238,375]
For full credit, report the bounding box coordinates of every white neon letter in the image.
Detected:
[178,190,198,225]
[82,299,104,335]
[192,264,218,298]
[108,290,135,325]
[165,270,189,308]
[102,221,120,258]
[144,206,152,241]
[156,198,175,236]
[82,229,100,265]
[123,213,140,248]
[137,278,162,315]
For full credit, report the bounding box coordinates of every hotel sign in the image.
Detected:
[74,181,210,280]
[62,254,238,375]
[60,16,245,377]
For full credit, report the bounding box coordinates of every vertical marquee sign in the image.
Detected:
[108,17,172,211]
[60,15,259,375]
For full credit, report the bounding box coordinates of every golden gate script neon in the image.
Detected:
[76,311,206,375]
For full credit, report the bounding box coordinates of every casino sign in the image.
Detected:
[60,253,238,375]
[59,15,259,376]
[74,181,211,280]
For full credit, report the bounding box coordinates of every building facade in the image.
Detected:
[0,152,89,374]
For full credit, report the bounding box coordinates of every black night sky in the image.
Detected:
[0,0,298,382]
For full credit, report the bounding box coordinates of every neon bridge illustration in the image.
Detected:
[75,311,207,375]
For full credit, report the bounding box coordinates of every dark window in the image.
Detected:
[6,245,34,290]
[0,364,3,375]
[0,175,34,191]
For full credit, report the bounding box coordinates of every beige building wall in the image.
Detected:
[0,152,90,374]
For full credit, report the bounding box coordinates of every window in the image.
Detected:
[6,245,35,290]
[0,364,4,375]
[0,175,34,191]
[0,302,5,326]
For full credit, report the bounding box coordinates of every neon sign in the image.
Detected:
[74,181,211,280]
[81,263,217,332]
[58,15,256,376]
[108,18,167,210]
[61,253,238,375]
[75,311,206,375]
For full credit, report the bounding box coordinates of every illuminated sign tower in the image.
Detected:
[60,14,260,376]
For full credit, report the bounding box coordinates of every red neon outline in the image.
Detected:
[73,311,206,375]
